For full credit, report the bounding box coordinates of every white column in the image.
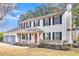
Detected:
[51,32,52,40]
[27,34,29,43]
[25,34,26,41]
[15,34,18,42]
[32,34,35,43]
[40,19,43,27]
[9,35,10,43]
[21,34,22,43]
[51,17,52,26]
[31,21,33,27]
[25,23,26,29]
[37,33,40,44]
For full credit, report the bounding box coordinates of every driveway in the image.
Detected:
[0,42,29,49]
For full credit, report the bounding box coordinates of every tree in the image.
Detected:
[72,5,79,26]
[0,32,3,42]
[0,3,16,21]
[20,3,61,21]
[72,4,79,43]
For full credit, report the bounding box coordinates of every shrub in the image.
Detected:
[39,42,45,48]
[0,32,3,42]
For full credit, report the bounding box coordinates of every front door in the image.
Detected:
[35,33,37,43]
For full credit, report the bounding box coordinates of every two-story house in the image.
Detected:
[3,4,73,46]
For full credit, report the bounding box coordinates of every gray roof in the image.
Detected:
[20,10,66,23]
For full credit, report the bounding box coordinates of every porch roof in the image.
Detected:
[4,27,43,34]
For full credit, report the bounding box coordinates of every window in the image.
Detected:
[20,23,24,29]
[22,34,25,40]
[29,34,31,40]
[43,32,51,40]
[53,15,62,25]
[23,23,26,29]
[26,34,28,40]
[53,32,62,40]
[47,32,51,40]
[34,20,40,27]
[26,21,31,28]
[43,17,51,26]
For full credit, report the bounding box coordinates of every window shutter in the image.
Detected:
[53,17,54,25]
[30,21,31,27]
[38,20,40,26]
[43,33,45,40]
[60,15,62,24]
[52,32,54,40]
[49,32,51,40]
[60,32,62,40]
[49,18,51,25]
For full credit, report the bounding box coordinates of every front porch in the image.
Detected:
[17,32,40,45]
[16,27,43,45]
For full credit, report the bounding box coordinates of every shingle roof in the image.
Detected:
[20,10,66,23]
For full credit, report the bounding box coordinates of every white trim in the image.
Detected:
[27,34,29,43]
[21,34,22,43]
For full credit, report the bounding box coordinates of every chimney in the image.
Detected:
[67,4,72,11]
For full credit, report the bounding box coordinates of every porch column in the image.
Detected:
[21,34,22,43]
[37,33,40,44]
[32,33,35,43]
[25,34,26,41]
[51,32,52,40]
[27,34,30,43]
[9,35,10,43]
[51,17,52,26]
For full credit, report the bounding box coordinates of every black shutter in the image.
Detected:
[60,32,62,40]
[49,18,51,25]
[38,20,40,26]
[30,21,31,27]
[49,32,51,40]
[53,17,54,25]
[43,33,45,40]
[24,23,25,29]
[60,15,62,24]
[53,32,54,40]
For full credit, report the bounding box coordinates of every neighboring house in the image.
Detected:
[3,4,74,45]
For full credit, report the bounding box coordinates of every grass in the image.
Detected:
[0,43,79,56]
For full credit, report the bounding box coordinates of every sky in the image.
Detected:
[0,3,40,32]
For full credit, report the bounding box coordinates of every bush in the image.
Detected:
[39,42,45,48]
[0,32,3,42]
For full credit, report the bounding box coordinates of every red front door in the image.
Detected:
[35,33,37,43]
